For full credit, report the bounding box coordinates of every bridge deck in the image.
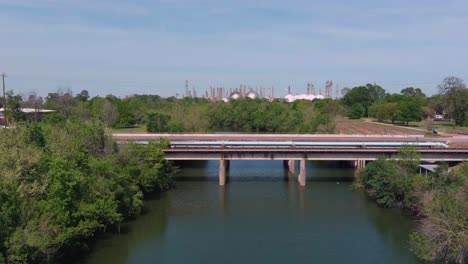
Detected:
[164,147,468,161]
[114,133,430,142]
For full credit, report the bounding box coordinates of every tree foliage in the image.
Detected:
[207,99,336,133]
[355,156,425,208]
[410,162,467,263]
[401,87,426,98]
[369,102,400,123]
[342,84,385,118]
[368,93,423,125]
[0,120,174,263]
[146,112,170,132]
[437,76,468,125]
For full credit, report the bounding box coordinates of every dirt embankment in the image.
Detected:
[335,120,426,135]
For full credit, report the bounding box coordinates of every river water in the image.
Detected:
[83,160,420,264]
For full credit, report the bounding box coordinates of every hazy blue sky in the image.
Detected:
[1,0,467,98]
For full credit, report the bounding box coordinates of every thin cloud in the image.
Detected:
[0,0,150,16]
[1,0,467,97]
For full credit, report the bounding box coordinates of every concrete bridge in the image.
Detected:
[114,133,433,142]
[113,133,468,187]
[163,147,468,186]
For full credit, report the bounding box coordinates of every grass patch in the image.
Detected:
[110,124,147,134]
[406,120,468,134]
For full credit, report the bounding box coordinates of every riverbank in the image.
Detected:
[353,146,467,263]
[0,121,175,263]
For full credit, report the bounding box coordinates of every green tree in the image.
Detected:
[76,90,90,102]
[366,83,386,101]
[398,98,423,125]
[146,112,170,132]
[43,88,75,116]
[450,89,468,126]
[369,102,400,123]
[347,104,365,119]
[397,145,421,173]
[0,119,174,263]
[410,162,467,263]
[427,94,445,116]
[342,86,373,117]
[354,147,425,209]
[438,76,467,123]
[6,91,25,122]
[313,99,343,117]
[401,87,426,98]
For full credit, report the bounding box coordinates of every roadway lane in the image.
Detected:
[112,133,468,146]
[113,133,429,142]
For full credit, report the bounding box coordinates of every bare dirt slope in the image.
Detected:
[335,120,426,135]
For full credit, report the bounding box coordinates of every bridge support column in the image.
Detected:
[287,160,295,175]
[298,158,306,186]
[355,159,366,170]
[219,159,226,186]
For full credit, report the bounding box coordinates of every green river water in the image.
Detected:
[83,160,420,264]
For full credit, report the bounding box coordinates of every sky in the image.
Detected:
[1,0,467,98]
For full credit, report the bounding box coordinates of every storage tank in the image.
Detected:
[229,91,242,100]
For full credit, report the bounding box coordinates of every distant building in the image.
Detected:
[434,114,444,121]
[220,87,325,103]
[245,91,259,99]
[284,94,324,103]
[0,108,56,126]
[229,91,243,100]
[225,90,260,102]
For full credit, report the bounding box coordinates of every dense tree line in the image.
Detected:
[0,118,174,263]
[343,77,468,126]
[4,91,341,133]
[2,76,467,133]
[206,98,339,133]
[353,147,467,263]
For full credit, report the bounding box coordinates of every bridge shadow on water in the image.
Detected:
[173,160,355,183]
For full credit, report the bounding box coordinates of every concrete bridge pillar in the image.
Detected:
[287,160,295,175]
[298,158,306,186]
[355,159,366,170]
[219,159,226,186]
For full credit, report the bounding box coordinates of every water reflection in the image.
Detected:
[298,185,305,213]
[218,185,226,212]
[77,193,170,264]
[362,195,418,263]
[83,160,420,264]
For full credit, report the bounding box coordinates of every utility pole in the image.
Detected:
[2,73,7,127]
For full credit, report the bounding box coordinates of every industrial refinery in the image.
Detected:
[180,80,340,102]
